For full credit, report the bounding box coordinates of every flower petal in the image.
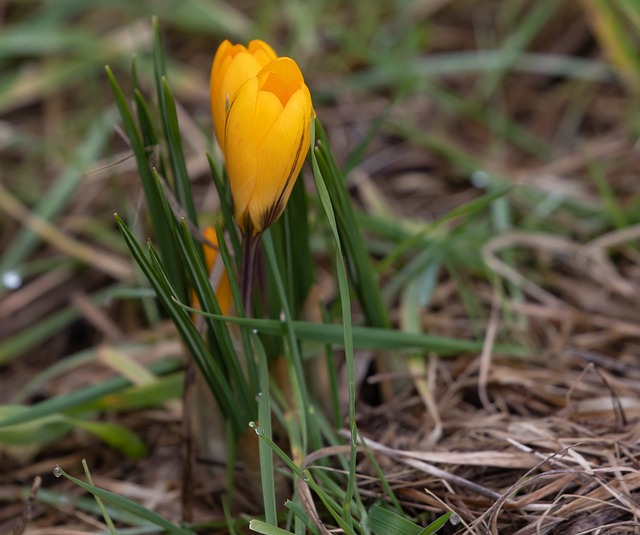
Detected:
[253,90,284,144]
[247,39,278,66]
[249,84,311,231]
[219,52,313,235]
[223,76,260,230]
[210,40,277,150]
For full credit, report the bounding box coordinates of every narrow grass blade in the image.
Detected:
[82,460,117,535]
[175,219,255,422]
[314,120,389,329]
[0,109,115,276]
[160,76,198,221]
[478,0,560,96]
[133,86,169,180]
[583,0,640,93]
[0,412,146,459]
[254,335,277,526]
[0,408,70,447]
[67,418,148,459]
[0,303,79,365]
[309,120,358,528]
[144,244,245,435]
[262,230,309,453]
[56,465,196,535]
[0,358,180,428]
[359,435,402,513]
[0,25,96,58]
[369,504,451,535]
[32,488,151,528]
[418,513,454,535]
[152,19,197,225]
[178,304,525,355]
[616,0,640,31]
[249,428,355,534]
[283,500,317,534]
[585,152,629,229]
[105,66,185,300]
[215,223,258,392]
[377,185,511,275]
[80,372,184,412]
[249,520,294,535]
[208,154,242,261]
[152,0,250,36]
[338,51,613,93]
[115,214,245,435]
[281,178,315,316]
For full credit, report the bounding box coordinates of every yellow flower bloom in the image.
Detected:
[210,39,277,151]
[223,57,313,236]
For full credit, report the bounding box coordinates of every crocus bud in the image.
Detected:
[210,39,277,151]
[223,57,313,236]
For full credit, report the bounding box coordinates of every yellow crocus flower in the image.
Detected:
[222,56,313,236]
[210,39,277,151]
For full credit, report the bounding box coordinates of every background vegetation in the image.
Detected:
[2,1,640,533]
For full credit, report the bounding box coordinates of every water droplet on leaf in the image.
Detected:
[1,271,22,290]
[470,169,490,188]
[53,466,62,478]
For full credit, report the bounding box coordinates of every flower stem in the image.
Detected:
[241,234,259,317]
